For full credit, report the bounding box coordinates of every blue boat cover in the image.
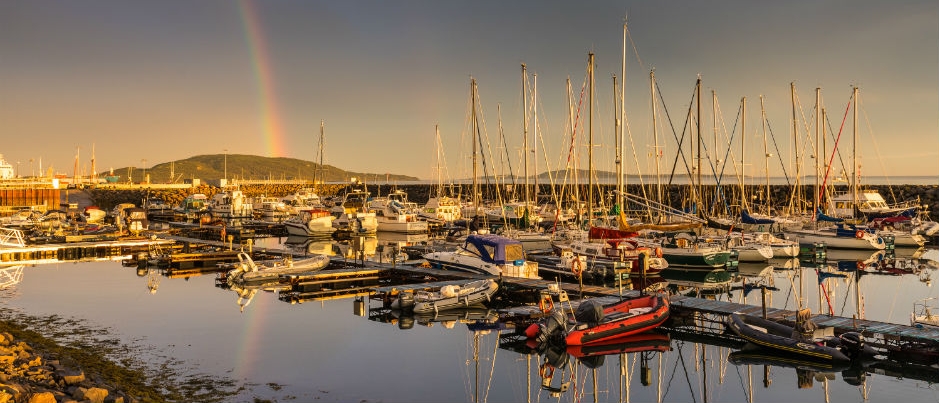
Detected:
[816,208,843,223]
[740,210,775,225]
[463,234,524,265]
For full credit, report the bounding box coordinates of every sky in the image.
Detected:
[1,0,936,181]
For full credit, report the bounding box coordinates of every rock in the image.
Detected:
[27,391,57,403]
[0,383,23,401]
[75,387,109,403]
[57,369,85,385]
[104,395,125,403]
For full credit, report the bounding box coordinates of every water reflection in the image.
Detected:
[0,265,24,289]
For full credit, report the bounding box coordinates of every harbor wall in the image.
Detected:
[0,188,61,214]
[79,183,939,222]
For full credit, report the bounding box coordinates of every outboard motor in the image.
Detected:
[838,331,866,358]
[527,310,567,345]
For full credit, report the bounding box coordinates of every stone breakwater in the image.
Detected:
[84,183,939,222]
[0,331,128,403]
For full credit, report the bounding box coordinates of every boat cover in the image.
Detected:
[740,210,774,225]
[463,234,524,265]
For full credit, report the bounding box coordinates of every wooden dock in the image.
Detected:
[0,237,175,265]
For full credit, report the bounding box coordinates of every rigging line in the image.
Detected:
[497,104,516,194]
[534,95,562,211]
[732,362,752,403]
[820,91,854,204]
[484,330,499,403]
[763,111,792,186]
[659,80,697,188]
[662,340,685,402]
[675,340,699,403]
[860,105,898,202]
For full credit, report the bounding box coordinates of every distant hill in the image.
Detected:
[99,154,419,184]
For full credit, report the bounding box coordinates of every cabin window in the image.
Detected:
[504,244,525,262]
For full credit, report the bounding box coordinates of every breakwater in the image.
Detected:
[82,183,939,221]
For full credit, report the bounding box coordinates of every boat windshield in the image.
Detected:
[504,244,525,262]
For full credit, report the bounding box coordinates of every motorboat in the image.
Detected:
[725,310,874,363]
[283,208,336,237]
[368,196,428,234]
[330,188,378,234]
[423,233,540,279]
[390,279,499,314]
[526,294,670,346]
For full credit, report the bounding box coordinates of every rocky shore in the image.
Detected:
[0,323,139,403]
[0,309,245,403]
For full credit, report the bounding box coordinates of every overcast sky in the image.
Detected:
[1,0,936,180]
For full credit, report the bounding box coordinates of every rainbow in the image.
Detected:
[238,0,286,157]
[232,288,270,380]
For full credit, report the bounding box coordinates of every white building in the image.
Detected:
[0,155,13,179]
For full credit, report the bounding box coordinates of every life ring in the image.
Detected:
[856,260,865,270]
[539,295,555,313]
[571,257,584,277]
[855,230,865,239]
[539,363,555,379]
[655,247,663,258]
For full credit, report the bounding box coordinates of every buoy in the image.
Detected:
[571,257,584,276]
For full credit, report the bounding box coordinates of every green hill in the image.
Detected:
[100,154,419,184]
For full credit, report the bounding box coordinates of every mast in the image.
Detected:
[434,124,443,198]
[521,63,530,208]
[619,14,627,211]
[471,78,480,218]
[760,95,770,215]
[316,119,325,191]
[587,52,595,226]
[814,88,820,222]
[696,76,702,215]
[852,86,859,207]
[790,82,800,215]
[567,77,580,221]
[614,75,622,213]
[651,69,662,208]
[740,97,747,213]
[533,73,539,207]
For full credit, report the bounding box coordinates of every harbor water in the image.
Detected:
[0,235,937,402]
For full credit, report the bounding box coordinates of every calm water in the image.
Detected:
[0,237,938,402]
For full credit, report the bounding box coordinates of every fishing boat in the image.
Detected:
[527,294,670,346]
[639,232,732,269]
[283,208,336,237]
[367,197,428,234]
[422,233,541,279]
[330,187,379,234]
[225,251,330,286]
[725,311,872,363]
[745,231,799,258]
[786,224,886,250]
[390,279,499,314]
[723,232,774,262]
